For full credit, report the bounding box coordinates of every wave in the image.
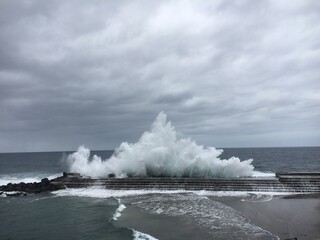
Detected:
[129,194,279,240]
[66,112,254,178]
[111,198,127,221]
[132,229,158,240]
[52,187,295,200]
[240,193,274,202]
[0,191,28,197]
[0,177,42,186]
[0,172,62,186]
[52,187,188,198]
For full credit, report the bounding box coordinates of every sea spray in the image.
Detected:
[66,112,254,178]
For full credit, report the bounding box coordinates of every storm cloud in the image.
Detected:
[0,0,319,152]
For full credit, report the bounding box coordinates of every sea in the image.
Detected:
[0,147,319,240]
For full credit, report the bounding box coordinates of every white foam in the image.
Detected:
[52,187,189,198]
[47,173,64,180]
[52,187,298,200]
[194,190,249,197]
[0,172,63,186]
[252,171,275,178]
[155,208,163,214]
[0,192,7,197]
[0,191,26,197]
[112,199,127,221]
[132,229,158,240]
[66,112,254,178]
[240,193,274,202]
[194,190,297,197]
[0,177,42,186]
[130,194,279,239]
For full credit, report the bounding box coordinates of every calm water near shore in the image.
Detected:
[0,147,319,240]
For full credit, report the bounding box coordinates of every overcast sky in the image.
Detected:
[0,0,319,152]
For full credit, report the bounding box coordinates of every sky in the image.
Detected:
[0,0,319,152]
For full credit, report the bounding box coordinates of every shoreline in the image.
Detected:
[113,192,320,240]
[209,195,320,240]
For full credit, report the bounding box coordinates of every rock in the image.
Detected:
[41,178,50,184]
[108,173,116,178]
[0,175,66,196]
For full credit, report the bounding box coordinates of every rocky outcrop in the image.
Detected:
[0,177,66,196]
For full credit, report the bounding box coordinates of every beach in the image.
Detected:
[217,195,320,240]
[114,193,320,240]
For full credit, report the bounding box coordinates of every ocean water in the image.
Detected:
[0,147,319,240]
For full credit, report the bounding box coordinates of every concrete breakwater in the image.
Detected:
[53,172,320,193]
[1,172,319,196]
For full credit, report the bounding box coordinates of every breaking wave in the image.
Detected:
[111,198,126,221]
[132,229,158,240]
[0,173,62,186]
[66,112,254,178]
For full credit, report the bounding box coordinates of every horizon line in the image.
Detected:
[0,145,319,154]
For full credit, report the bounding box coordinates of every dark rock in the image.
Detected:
[108,173,116,178]
[0,174,66,196]
[66,173,81,178]
[41,178,50,184]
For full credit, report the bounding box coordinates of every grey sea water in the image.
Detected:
[0,147,319,240]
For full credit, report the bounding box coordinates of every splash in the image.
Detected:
[66,112,254,178]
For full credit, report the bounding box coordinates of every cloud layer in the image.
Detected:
[0,0,319,152]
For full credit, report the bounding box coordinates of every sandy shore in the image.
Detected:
[115,193,320,240]
[210,195,320,240]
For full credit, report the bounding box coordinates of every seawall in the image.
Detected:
[53,172,320,193]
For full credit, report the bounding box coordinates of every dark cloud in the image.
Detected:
[0,0,319,152]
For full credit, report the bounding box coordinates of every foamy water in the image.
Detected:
[112,198,127,221]
[0,173,62,186]
[52,186,295,200]
[252,171,275,178]
[132,230,158,240]
[127,193,279,240]
[66,112,254,178]
[52,187,278,239]
[110,197,158,240]
[53,187,189,198]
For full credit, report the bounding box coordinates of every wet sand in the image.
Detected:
[209,195,320,240]
[115,193,320,240]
